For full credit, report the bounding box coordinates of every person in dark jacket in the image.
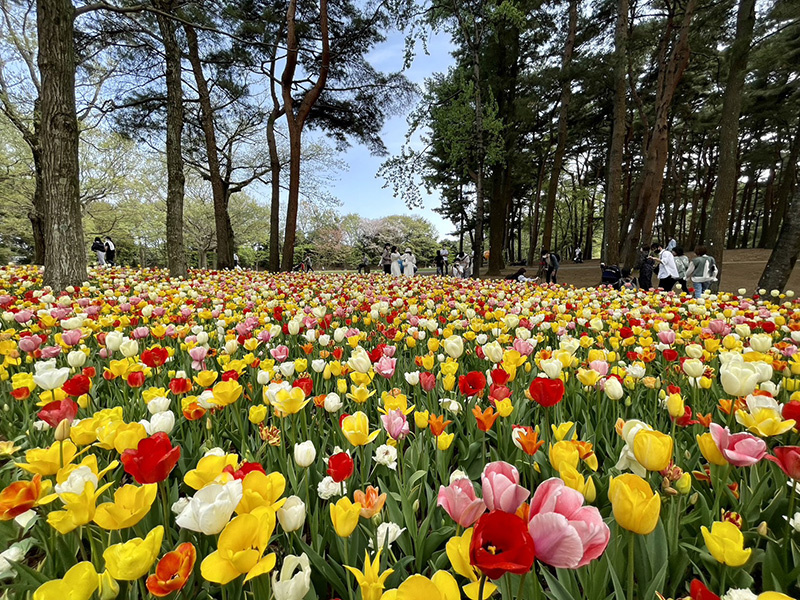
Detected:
[104,236,116,266]
[635,245,655,290]
[91,237,106,266]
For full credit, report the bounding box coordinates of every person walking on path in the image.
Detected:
[390,246,402,277]
[635,245,655,290]
[380,244,392,274]
[104,236,116,266]
[686,245,718,298]
[543,250,559,284]
[91,237,106,266]
[402,248,416,277]
[653,242,678,291]
[357,253,370,274]
[673,246,689,292]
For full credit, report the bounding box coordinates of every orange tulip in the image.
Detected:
[353,486,387,519]
[146,543,196,597]
[472,405,499,432]
[0,474,49,520]
[428,414,452,437]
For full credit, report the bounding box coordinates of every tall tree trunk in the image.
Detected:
[30,148,46,265]
[705,0,756,286]
[604,0,627,265]
[540,0,577,252]
[758,187,800,292]
[156,2,187,278]
[266,108,282,272]
[619,0,697,267]
[37,0,85,289]
[185,24,234,270]
[527,159,545,265]
[280,0,330,271]
[762,124,800,248]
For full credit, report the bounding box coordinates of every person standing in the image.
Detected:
[653,242,678,291]
[402,248,416,277]
[434,250,444,276]
[673,246,689,292]
[441,248,449,274]
[380,244,392,274]
[390,246,402,277]
[543,250,559,284]
[686,245,718,298]
[233,252,241,269]
[635,245,655,290]
[91,237,106,266]
[104,236,116,266]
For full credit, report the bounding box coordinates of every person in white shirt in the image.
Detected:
[652,242,678,291]
[401,248,416,277]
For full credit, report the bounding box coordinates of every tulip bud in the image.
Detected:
[206,417,213,430]
[98,569,120,600]
[294,441,316,467]
[675,472,691,494]
[277,495,306,532]
[689,492,699,506]
[54,418,71,442]
[757,521,768,537]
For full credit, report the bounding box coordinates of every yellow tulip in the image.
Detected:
[344,550,394,600]
[184,454,239,489]
[16,440,78,476]
[249,404,268,423]
[237,471,287,514]
[103,525,164,580]
[437,432,455,451]
[577,368,601,387]
[94,483,157,530]
[608,474,661,535]
[193,370,218,387]
[33,562,98,600]
[201,507,277,584]
[632,430,673,472]
[47,481,113,534]
[758,593,794,600]
[211,379,243,406]
[341,412,380,446]
[414,410,430,429]
[273,387,311,415]
[442,374,456,391]
[735,408,796,437]
[330,497,362,537]
[697,433,727,466]
[551,422,577,441]
[549,441,580,473]
[96,421,148,453]
[381,572,460,600]
[666,393,684,419]
[347,384,376,405]
[495,398,513,418]
[337,378,348,394]
[701,521,752,567]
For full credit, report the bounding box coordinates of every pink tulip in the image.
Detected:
[132,327,150,340]
[527,478,610,568]
[710,423,767,467]
[383,345,396,358]
[189,346,208,371]
[708,320,731,336]
[14,311,33,324]
[18,336,42,354]
[437,479,487,527]
[381,409,409,440]
[481,461,530,513]
[657,330,676,345]
[152,307,166,318]
[61,330,82,346]
[375,356,397,379]
[40,346,62,359]
[419,372,437,392]
[512,338,534,356]
[270,345,290,363]
[588,360,609,376]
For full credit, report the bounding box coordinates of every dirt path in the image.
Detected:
[488,249,800,293]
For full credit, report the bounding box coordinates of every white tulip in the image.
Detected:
[272,554,311,600]
[277,496,306,533]
[175,480,243,535]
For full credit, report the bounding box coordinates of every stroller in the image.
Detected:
[600,263,622,287]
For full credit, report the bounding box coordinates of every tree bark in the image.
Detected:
[758,187,800,292]
[540,0,577,253]
[762,125,800,248]
[37,0,85,290]
[185,24,234,270]
[156,2,187,278]
[604,0,628,265]
[619,0,697,267]
[280,0,330,271]
[705,0,756,286]
[30,147,46,265]
[266,108,282,272]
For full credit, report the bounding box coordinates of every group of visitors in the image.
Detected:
[380,245,417,277]
[635,240,717,298]
[90,236,116,266]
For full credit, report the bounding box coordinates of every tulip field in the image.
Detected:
[0,265,799,600]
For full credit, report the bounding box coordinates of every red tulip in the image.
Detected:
[169,377,193,395]
[146,543,196,597]
[459,371,487,398]
[224,461,266,480]
[528,378,564,408]
[126,371,145,388]
[469,510,536,579]
[62,374,91,397]
[141,347,169,368]
[662,349,679,362]
[783,399,800,423]
[120,432,181,484]
[490,369,510,386]
[767,446,800,480]
[419,372,437,392]
[689,579,720,600]
[293,377,314,397]
[37,399,79,428]
[327,452,354,483]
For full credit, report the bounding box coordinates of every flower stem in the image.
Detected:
[627,531,636,600]
[478,574,487,600]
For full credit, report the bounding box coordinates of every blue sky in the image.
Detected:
[322,29,457,239]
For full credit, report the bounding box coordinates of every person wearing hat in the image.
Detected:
[402,248,417,277]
